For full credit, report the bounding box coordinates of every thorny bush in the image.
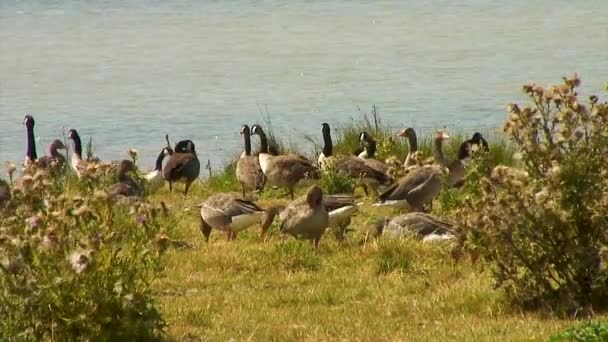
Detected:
[455,75,608,314]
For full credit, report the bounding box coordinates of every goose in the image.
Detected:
[375,212,455,241]
[279,185,329,248]
[162,140,200,196]
[106,160,142,199]
[251,124,316,199]
[323,193,361,241]
[374,131,449,210]
[23,115,38,165]
[318,123,392,194]
[37,140,67,169]
[357,132,390,173]
[236,125,265,196]
[433,131,468,187]
[398,128,419,168]
[67,129,88,177]
[199,193,276,242]
[144,147,170,194]
[458,132,489,160]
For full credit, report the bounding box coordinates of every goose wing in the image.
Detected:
[163,153,199,180]
[335,156,391,185]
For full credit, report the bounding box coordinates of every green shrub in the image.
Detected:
[454,75,608,313]
[0,166,167,340]
[317,167,355,194]
[550,321,608,342]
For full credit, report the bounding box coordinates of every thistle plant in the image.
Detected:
[454,75,608,314]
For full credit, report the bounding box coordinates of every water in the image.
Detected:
[1,0,607,171]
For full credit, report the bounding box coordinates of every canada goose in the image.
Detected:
[106,160,142,199]
[37,140,67,169]
[318,123,392,194]
[279,185,329,248]
[358,132,390,174]
[145,147,170,194]
[236,125,265,196]
[375,212,455,241]
[67,129,88,177]
[163,140,200,196]
[23,115,38,164]
[251,124,316,199]
[458,132,489,160]
[374,131,449,210]
[398,128,419,168]
[199,193,276,242]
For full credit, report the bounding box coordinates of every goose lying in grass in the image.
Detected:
[36,140,67,169]
[279,185,329,248]
[107,160,142,199]
[458,132,489,160]
[236,125,265,196]
[163,140,200,196]
[67,129,91,177]
[318,123,392,195]
[375,212,455,242]
[374,131,449,210]
[22,115,67,174]
[251,124,317,199]
[199,193,276,242]
[145,147,170,194]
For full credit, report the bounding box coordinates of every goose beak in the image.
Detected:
[398,129,408,137]
[441,132,450,140]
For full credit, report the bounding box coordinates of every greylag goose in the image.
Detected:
[318,123,392,194]
[375,212,455,242]
[106,160,142,199]
[145,147,170,194]
[251,124,316,199]
[236,125,265,196]
[374,131,449,210]
[433,131,468,187]
[199,193,275,242]
[279,185,329,248]
[458,132,489,160]
[37,140,67,169]
[162,140,200,196]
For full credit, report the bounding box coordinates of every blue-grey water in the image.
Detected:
[1,0,607,171]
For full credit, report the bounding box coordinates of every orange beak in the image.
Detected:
[398,129,408,137]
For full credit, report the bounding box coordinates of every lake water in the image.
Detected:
[1,0,607,171]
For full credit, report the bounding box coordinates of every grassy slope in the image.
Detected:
[148,128,599,341]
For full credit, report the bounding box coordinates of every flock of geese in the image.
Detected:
[0,115,489,248]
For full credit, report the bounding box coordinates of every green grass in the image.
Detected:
[150,177,596,341]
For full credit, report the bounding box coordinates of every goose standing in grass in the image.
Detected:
[398,128,419,168]
[323,193,361,241]
[145,147,170,194]
[375,212,455,241]
[23,115,38,164]
[236,125,265,196]
[279,185,329,248]
[251,124,316,199]
[106,160,142,199]
[458,132,489,160]
[375,131,449,210]
[199,193,276,242]
[318,123,392,195]
[433,131,468,187]
[67,129,88,177]
[162,140,200,196]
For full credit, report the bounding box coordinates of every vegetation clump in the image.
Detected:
[454,75,608,313]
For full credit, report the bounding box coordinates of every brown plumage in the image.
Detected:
[36,140,67,170]
[279,185,329,248]
[162,140,200,196]
[199,193,274,241]
[432,131,466,187]
[398,128,419,168]
[376,212,455,240]
[357,131,390,173]
[107,160,142,199]
[236,125,265,196]
[251,124,316,199]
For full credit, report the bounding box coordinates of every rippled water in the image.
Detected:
[1,0,607,170]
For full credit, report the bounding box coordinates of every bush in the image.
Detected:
[454,75,608,313]
[317,167,356,194]
[550,321,608,342]
[0,165,167,340]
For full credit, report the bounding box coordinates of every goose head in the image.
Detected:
[435,130,450,141]
[240,124,251,136]
[23,115,35,128]
[117,159,136,180]
[240,124,253,156]
[320,123,333,158]
[67,129,83,159]
[471,132,484,143]
[398,127,416,138]
[306,185,324,209]
[174,140,196,154]
[251,124,264,136]
[49,140,66,154]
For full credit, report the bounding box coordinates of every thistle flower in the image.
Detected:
[68,248,92,274]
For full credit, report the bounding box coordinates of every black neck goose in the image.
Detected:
[398,128,419,168]
[199,192,276,242]
[236,125,265,196]
[358,131,389,173]
[23,115,37,164]
[318,123,392,195]
[375,131,448,210]
[145,147,170,194]
[107,160,142,199]
[458,132,489,160]
[162,139,200,196]
[279,185,329,248]
[68,129,86,177]
[251,124,316,199]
